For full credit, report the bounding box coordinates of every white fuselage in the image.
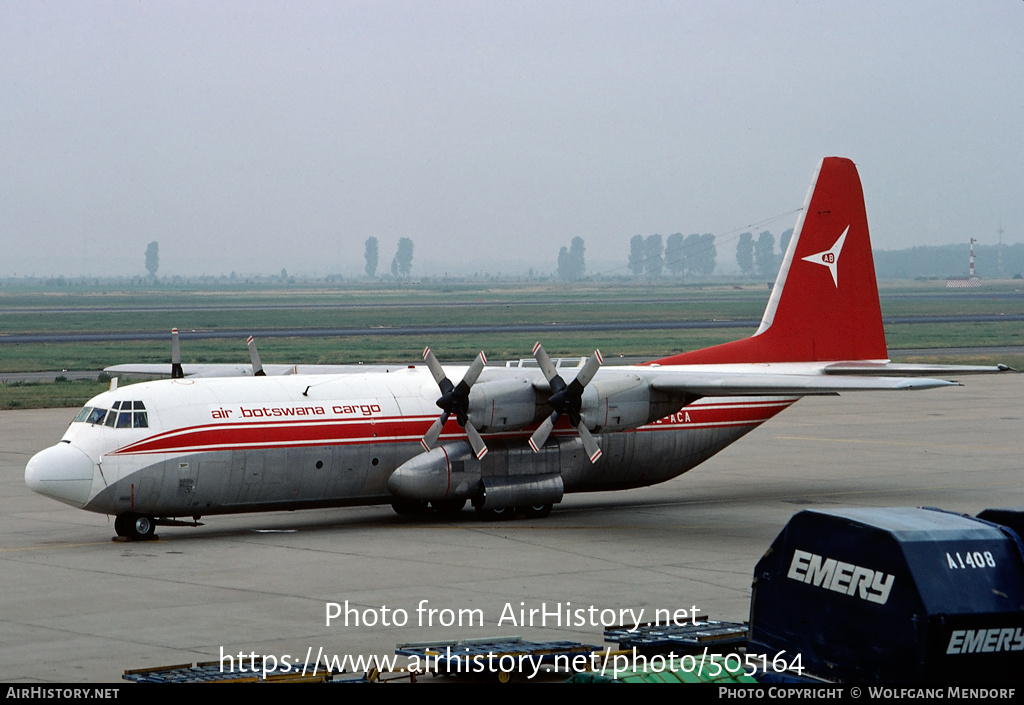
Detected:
[25,365,797,519]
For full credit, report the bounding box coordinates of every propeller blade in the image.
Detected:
[576,423,603,463]
[462,351,487,388]
[421,414,449,451]
[247,336,266,377]
[532,342,558,382]
[419,349,489,458]
[528,414,557,452]
[422,348,447,386]
[465,423,488,459]
[170,329,183,379]
[574,349,603,388]
[529,345,602,460]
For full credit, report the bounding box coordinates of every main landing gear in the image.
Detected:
[114,513,157,541]
[475,503,554,521]
[389,500,554,522]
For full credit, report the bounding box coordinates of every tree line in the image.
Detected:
[363,237,414,279]
[139,230,1020,283]
[627,233,718,279]
[736,229,793,278]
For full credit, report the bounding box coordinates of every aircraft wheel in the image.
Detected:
[113,514,131,537]
[520,503,552,519]
[121,514,156,541]
[431,498,466,516]
[391,499,429,516]
[476,505,512,521]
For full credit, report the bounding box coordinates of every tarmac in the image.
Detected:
[1,374,1022,683]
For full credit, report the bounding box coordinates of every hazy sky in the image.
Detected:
[2,1,1021,278]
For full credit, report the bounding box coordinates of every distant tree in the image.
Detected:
[779,228,794,259]
[682,233,699,276]
[390,257,399,278]
[557,237,586,281]
[569,236,586,280]
[687,233,717,277]
[736,232,754,276]
[280,268,288,281]
[665,233,685,278]
[754,231,776,277]
[364,237,379,277]
[628,234,646,276]
[700,233,717,276]
[557,246,570,280]
[644,234,663,278]
[395,237,414,278]
[145,241,159,278]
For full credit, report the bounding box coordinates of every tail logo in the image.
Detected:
[801,226,849,287]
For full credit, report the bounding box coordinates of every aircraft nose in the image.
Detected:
[25,443,96,508]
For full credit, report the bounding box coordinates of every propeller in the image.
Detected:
[170,329,184,379]
[246,336,266,376]
[420,348,489,459]
[529,343,603,463]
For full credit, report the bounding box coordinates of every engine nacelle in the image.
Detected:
[387,442,481,501]
[466,377,538,432]
[579,375,689,432]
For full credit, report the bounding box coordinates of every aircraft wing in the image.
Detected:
[104,363,258,378]
[103,363,405,378]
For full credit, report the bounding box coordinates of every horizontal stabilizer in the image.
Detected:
[823,362,1017,376]
[649,371,959,396]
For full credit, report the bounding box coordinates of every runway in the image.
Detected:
[1,374,1022,683]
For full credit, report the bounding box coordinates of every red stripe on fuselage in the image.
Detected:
[108,399,797,456]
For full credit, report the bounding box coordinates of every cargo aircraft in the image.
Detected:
[25,158,1012,540]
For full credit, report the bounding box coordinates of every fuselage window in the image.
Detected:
[74,407,93,423]
[133,412,149,428]
[86,408,107,425]
[116,412,133,428]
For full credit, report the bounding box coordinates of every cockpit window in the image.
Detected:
[75,401,147,428]
[85,408,107,424]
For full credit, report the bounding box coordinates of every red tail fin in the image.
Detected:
[654,157,887,365]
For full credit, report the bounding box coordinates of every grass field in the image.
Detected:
[1,279,1021,409]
